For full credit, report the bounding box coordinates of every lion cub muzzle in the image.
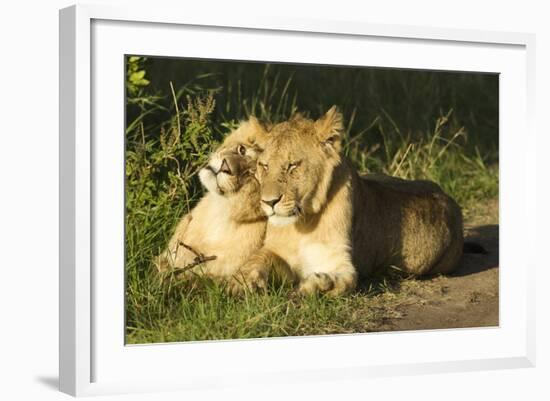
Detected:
[219,158,233,175]
[259,181,300,224]
[261,195,281,209]
[200,152,248,195]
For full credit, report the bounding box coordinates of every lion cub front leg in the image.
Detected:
[227,249,273,296]
[227,249,293,296]
[297,246,357,296]
[156,214,193,275]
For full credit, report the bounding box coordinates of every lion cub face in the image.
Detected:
[256,107,344,226]
[199,117,268,196]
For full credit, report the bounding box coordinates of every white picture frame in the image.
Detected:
[59,3,536,397]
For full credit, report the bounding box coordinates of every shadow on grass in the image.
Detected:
[453,224,499,277]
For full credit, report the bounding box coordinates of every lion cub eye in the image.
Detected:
[288,162,300,173]
[237,144,247,156]
[258,161,268,171]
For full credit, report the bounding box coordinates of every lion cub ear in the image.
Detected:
[248,116,270,150]
[314,106,344,153]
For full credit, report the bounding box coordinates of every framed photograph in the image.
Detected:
[59,4,536,397]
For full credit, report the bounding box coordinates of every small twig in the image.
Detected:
[179,241,202,258]
[169,241,217,275]
[171,255,218,275]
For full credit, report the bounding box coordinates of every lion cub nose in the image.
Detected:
[219,159,233,175]
[261,195,282,209]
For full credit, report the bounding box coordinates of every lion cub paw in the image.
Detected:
[298,273,335,295]
[226,267,268,296]
[298,272,355,297]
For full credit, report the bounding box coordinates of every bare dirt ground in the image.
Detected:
[369,198,499,332]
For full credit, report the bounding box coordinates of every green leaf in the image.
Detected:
[135,78,150,87]
[130,70,146,82]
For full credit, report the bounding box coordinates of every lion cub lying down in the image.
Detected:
[156,118,268,281]
[233,107,464,296]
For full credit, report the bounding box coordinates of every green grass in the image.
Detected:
[125,57,499,344]
[126,270,420,343]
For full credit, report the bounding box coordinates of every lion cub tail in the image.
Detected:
[463,241,488,254]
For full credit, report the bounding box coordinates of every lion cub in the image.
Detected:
[232,108,464,296]
[156,118,268,281]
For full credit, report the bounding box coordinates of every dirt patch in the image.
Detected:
[369,199,499,332]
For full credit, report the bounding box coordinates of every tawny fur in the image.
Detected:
[231,107,464,296]
[156,118,269,282]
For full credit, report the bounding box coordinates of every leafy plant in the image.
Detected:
[126,56,150,96]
